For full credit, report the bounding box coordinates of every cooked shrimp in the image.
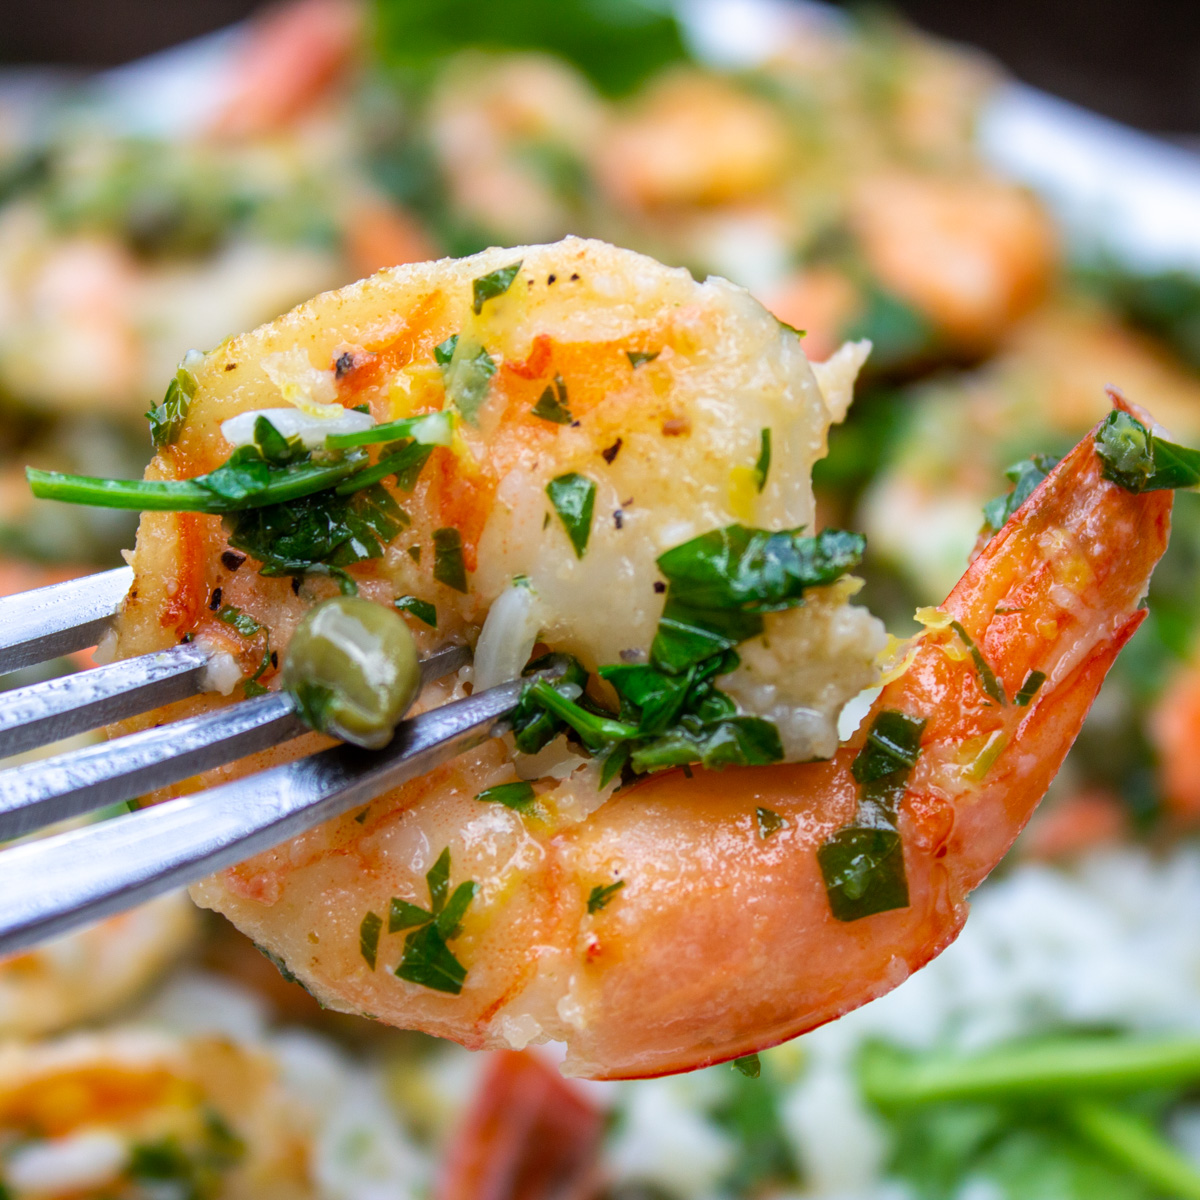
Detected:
[0,1031,316,1198]
[0,895,197,1039]
[102,239,1168,1079]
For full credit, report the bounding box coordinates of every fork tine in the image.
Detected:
[0,676,525,956]
[0,567,132,674]
[0,643,471,840]
[0,643,209,758]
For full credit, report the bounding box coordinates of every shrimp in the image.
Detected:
[103,238,1169,1079]
[0,1030,317,1198]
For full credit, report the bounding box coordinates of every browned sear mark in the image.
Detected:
[662,417,691,437]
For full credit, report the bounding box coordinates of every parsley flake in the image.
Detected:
[627,350,659,368]
[146,362,197,450]
[472,261,522,314]
[433,528,468,592]
[754,429,772,492]
[547,472,597,558]
[587,880,625,913]
[394,595,437,627]
[476,781,536,810]
[756,806,786,838]
[360,911,382,970]
[1015,669,1047,706]
[981,454,1061,536]
[531,374,572,424]
[733,1053,761,1078]
[388,849,478,994]
[1096,408,1200,492]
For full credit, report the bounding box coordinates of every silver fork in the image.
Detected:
[0,569,537,957]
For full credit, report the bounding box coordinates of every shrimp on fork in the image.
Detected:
[75,239,1169,1079]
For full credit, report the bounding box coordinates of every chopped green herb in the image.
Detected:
[360,911,382,970]
[472,261,522,314]
[442,341,497,424]
[146,362,198,450]
[851,710,926,786]
[476,781,536,810]
[753,429,772,492]
[981,454,1061,535]
[627,350,659,368]
[1096,408,1200,493]
[756,806,786,838]
[1015,669,1047,706]
[547,472,597,558]
[818,825,909,922]
[651,525,865,674]
[394,595,437,627]
[434,333,458,367]
[587,880,625,913]
[433,527,468,592]
[733,1054,761,1078]
[531,375,572,424]
[407,545,421,562]
[395,922,470,993]
[628,714,782,773]
[426,846,450,914]
[326,410,455,449]
[215,604,271,698]
[510,652,591,754]
[388,898,434,932]
[950,620,1007,705]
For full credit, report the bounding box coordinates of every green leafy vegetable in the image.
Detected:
[547,472,596,558]
[432,527,468,591]
[587,880,625,913]
[1015,669,1046,706]
[651,525,866,674]
[472,261,522,313]
[531,374,572,424]
[146,362,198,450]
[360,911,382,970]
[510,652,590,754]
[326,410,455,449]
[1096,409,1200,493]
[394,595,437,627]
[756,806,786,838]
[754,429,772,492]
[981,453,1061,536]
[434,333,458,367]
[476,781,536,810]
[388,848,477,994]
[950,620,1007,705]
[627,350,659,368]
[732,1054,761,1078]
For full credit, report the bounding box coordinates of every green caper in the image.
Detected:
[282,596,421,749]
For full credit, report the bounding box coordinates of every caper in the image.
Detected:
[282,596,421,749]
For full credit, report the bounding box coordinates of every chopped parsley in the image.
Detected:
[472,261,522,314]
[394,595,437,627]
[433,527,468,592]
[1095,408,1200,492]
[436,337,497,425]
[754,429,772,492]
[531,374,572,424]
[547,472,597,558]
[1015,669,1047,706]
[756,806,786,838]
[981,453,1061,536]
[950,620,1007,705]
[385,848,477,994]
[476,780,536,810]
[146,362,197,450]
[215,603,271,697]
[434,334,458,367]
[360,910,383,970]
[627,350,659,368]
[587,880,625,912]
[733,1053,761,1078]
[819,709,925,922]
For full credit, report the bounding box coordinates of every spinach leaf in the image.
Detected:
[547,472,596,558]
[509,652,590,754]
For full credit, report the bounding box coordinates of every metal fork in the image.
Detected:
[0,569,535,957]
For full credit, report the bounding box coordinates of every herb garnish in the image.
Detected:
[360,910,383,970]
[587,880,625,913]
[476,781,536,810]
[394,595,437,627]
[733,1054,761,1078]
[215,603,271,697]
[1015,669,1047,706]
[472,261,522,314]
[547,472,597,558]
[383,848,477,994]
[1095,409,1200,493]
[754,430,771,492]
[950,620,1006,705]
[819,710,925,922]
[981,453,1061,536]
[433,527,468,592]
[756,807,786,838]
[325,410,454,449]
[627,350,659,368]
[146,361,198,450]
[531,374,572,424]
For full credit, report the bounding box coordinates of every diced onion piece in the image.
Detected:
[6,1132,128,1193]
[474,582,543,692]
